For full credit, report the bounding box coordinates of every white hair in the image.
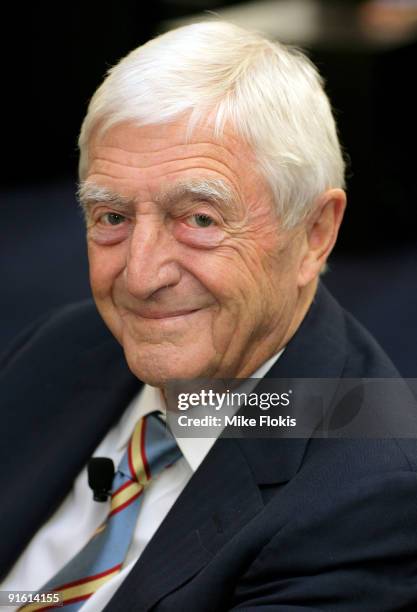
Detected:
[78,21,345,227]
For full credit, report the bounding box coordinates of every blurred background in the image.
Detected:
[2,0,416,375]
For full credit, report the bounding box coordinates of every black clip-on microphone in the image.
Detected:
[88,457,115,502]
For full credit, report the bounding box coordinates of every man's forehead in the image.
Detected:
[89,116,244,151]
[82,120,274,218]
[86,118,261,183]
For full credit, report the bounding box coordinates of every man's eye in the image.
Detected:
[187,214,215,228]
[100,212,126,226]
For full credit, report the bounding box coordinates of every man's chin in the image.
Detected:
[122,345,214,388]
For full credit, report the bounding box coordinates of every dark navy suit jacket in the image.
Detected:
[1,284,417,610]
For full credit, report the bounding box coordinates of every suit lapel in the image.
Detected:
[235,283,348,486]
[0,335,140,578]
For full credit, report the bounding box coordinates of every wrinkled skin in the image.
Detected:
[84,118,344,387]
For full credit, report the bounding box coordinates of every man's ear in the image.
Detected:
[297,188,346,288]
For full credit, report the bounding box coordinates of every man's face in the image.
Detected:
[84,119,307,386]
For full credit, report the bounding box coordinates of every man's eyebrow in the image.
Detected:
[77,182,134,217]
[77,178,238,218]
[155,179,238,212]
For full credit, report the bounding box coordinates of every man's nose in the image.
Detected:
[124,216,181,300]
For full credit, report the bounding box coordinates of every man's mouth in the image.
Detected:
[137,309,200,319]
[123,307,202,321]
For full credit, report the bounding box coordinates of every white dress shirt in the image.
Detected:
[2,350,283,611]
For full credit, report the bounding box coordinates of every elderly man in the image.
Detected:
[1,21,416,612]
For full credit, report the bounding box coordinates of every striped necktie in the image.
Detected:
[21,412,181,612]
